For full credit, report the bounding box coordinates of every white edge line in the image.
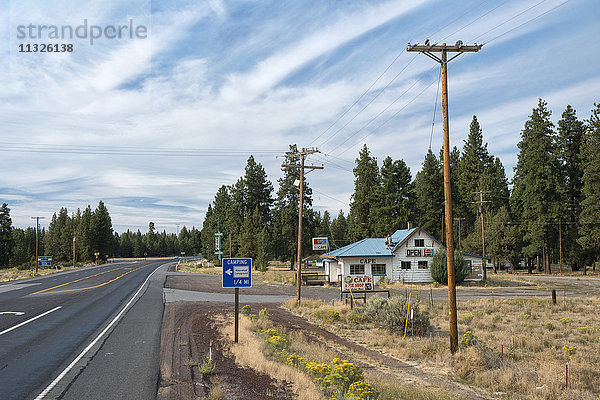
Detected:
[34,263,165,399]
[0,306,62,337]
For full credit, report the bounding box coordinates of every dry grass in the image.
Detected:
[175,261,221,274]
[0,267,78,282]
[286,295,600,399]
[217,314,327,400]
[175,261,297,285]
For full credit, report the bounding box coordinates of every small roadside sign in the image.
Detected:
[222,258,252,288]
[37,256,52,267]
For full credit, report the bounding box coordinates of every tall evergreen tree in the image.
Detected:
[578,103,600,264]
[511,99,562,272]
[348,144,379,240]
[457,116,492,231]
[90,201,113,261]
[329,210,348,249]
[371,156,415,236]
[557,105,586,267]
[272,144,312,265]
[77,205,93,262]
[243,156,274,223]
[0,203,14,267]
[414,149,444,239]
[239,207,261,263]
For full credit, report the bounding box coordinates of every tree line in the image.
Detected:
[1,99,598,273]
[200,100,600,273]
[0,201,202,268]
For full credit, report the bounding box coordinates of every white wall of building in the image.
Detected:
[323,228,484,284]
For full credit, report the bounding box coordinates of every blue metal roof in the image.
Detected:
[321,238,393,258]
[390,228,417,246]
[320,226,485,260]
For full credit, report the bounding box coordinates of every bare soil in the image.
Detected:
[157,301,296,400]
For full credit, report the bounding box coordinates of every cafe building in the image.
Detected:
[321,226,484,284]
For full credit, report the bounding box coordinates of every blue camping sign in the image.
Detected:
[222,258,252,288]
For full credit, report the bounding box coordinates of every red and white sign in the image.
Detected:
[342,275,373,291]
[312,237,328,251]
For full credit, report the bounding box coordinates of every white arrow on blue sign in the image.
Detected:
[222,258,252,288]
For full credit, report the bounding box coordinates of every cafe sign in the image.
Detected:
[342,275,373,291]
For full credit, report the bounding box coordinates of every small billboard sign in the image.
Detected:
[312,237,328,251]
[37,256,52,267]
[342,274,373,291]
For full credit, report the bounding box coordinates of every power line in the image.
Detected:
[308,51,409,147]
[332,73,439,158]
[316,55,419,149]
[309,0,499,149]
[439,0,512,41]
[480,0,573,44]
[428,65,442,151]
[472,0,550,43]
[312,188,349,206]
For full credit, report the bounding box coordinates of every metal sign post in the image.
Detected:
[222,258,252,343]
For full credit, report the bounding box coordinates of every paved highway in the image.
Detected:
[0,260,171,400]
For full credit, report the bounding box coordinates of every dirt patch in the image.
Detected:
[158,301,295,400]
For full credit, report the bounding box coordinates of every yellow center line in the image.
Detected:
[41,264,150,294]
[30,264,148,295]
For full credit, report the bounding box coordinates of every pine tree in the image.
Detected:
[578,103,600,264]
[457,116,492,231]
[511,99,562,272]
[78,205,93,262]
[485,206,522,271]
[372,156,415,237]
[243,156,274,224]
[348,144,379,240]
[0,203,14,267]
[146,222,156,256]
[330,210,348,249]
[414,149,444,239]
[256,227,271,271]
[201,205,217,261]
[239,207,261,262]
[557,105,586,267]
[90,201,113,261]
[272,145,312,265]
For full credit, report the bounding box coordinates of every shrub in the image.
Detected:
[347,380,380,400]
[460,331,478,347]
[258,308,270,320]
[363,295,431,335]
[458,313,474,324]
[430,250,469,284]
[240,305,251,316]
[199,355,216,375]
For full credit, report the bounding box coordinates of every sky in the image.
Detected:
[1,0,599,234]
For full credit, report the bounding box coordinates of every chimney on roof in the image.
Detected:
[407,221,412,229]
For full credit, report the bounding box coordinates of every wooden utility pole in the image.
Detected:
[454,217,465,250]
[31,216,45,274]
[282,148,323,304]
[408,41,482,354]
[472,191,491,280]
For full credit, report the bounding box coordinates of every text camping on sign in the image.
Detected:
[312,237,328,251]
[342,275,373,291]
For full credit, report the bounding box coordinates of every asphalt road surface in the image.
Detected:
[0,260,171,400]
